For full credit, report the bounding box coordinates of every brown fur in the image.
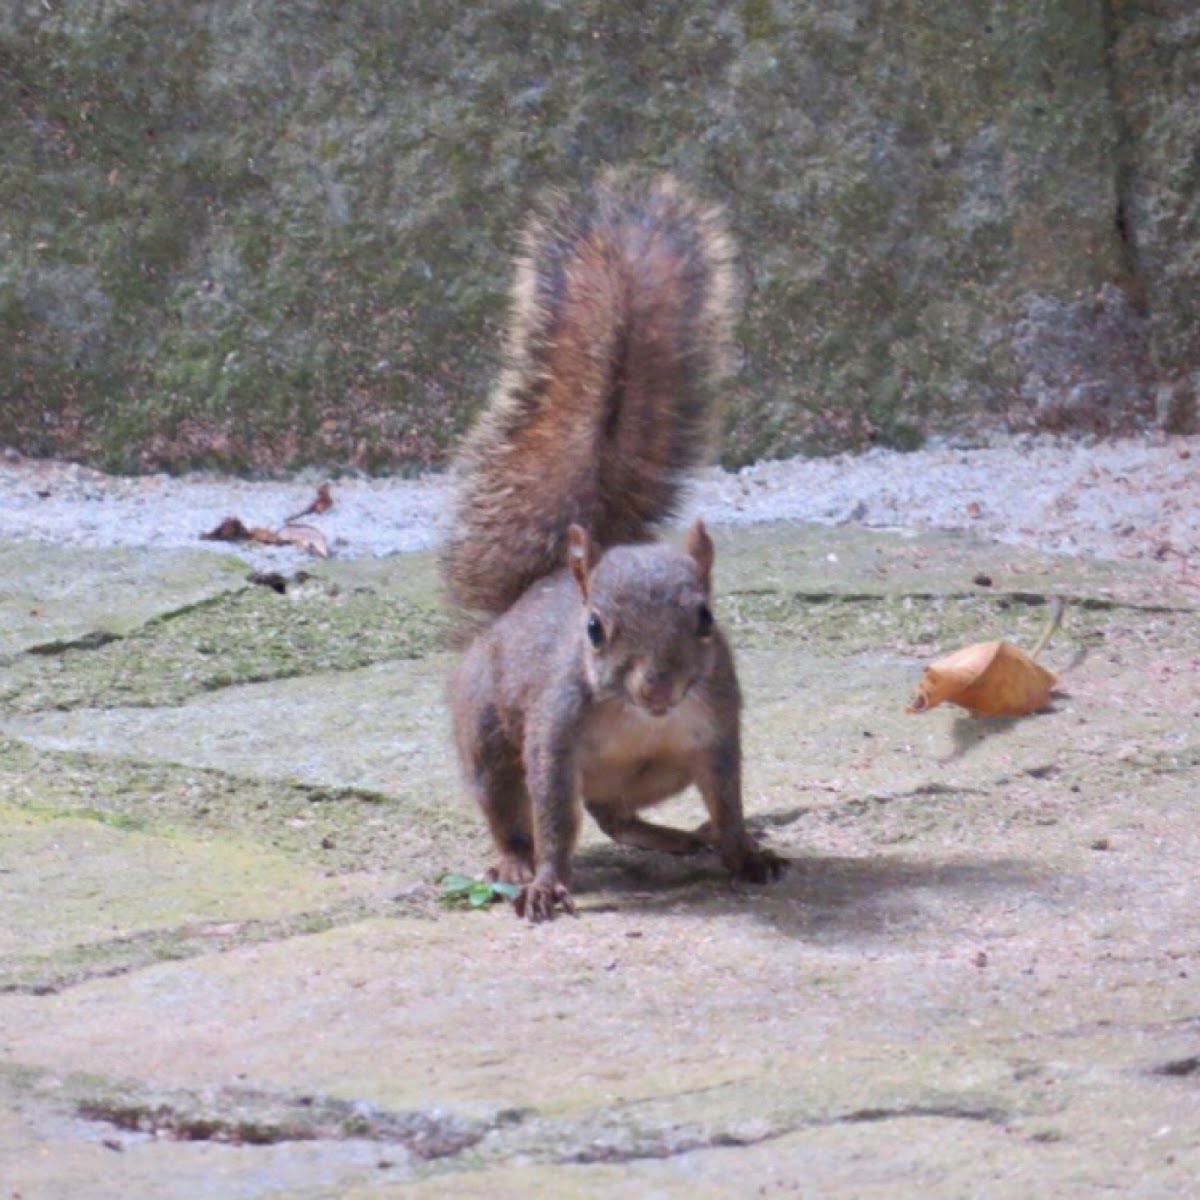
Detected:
[444,174,784,920]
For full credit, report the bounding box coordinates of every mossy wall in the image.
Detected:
[0,1,1195,473]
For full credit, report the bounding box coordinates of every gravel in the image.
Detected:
[1,434,1196,575]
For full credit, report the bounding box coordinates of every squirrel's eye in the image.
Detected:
[586,613,606,648]
[697,604,714,638]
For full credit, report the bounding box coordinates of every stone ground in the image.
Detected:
[1,447,1199,1197]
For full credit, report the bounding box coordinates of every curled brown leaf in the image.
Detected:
[906,640,1057,716]
[907,599,1064,717]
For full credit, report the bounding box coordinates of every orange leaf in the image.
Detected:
[906,640,1056,717]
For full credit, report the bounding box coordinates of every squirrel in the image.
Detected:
[442,171,786,921]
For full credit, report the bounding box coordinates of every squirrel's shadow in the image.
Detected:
[573,843,1046,941]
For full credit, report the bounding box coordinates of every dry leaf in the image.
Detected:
[248,527,290,546]
[201,514,329,557]
[906,640,1056,716]
[907,598,1063,717]
[275,523,329,558]
[200,516,252,542]
[285,482,334,523]
[201,518,291,547]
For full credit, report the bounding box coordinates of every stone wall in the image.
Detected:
[0,0,1194,472]
[1111,0,1200,431]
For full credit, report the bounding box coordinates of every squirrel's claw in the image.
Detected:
[514,878,577,922]
[728,845,788,885]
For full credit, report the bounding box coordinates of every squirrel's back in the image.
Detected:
[442,171,736,615]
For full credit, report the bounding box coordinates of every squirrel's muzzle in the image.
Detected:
[633,672,683,717]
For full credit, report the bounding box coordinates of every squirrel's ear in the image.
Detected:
[684,518,714,590]
[567,525,595,599]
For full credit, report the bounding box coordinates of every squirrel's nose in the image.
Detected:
[638,677,675,715]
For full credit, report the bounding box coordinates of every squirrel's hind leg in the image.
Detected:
[585,800,712,856]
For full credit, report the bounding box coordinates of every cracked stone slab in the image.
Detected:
[352,1101,1199,1198]
[0,1103,404,1200]
[0,539,247,661]
[3,620,1194,857]
[2,523,1198,1197]
[0,803,376,970]
[0,655,462,801]
[3,908,1198,1195]
[708,523,1188,609]
[0,916,1031,1115]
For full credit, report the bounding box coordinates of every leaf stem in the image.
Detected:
[1030,597,1065,661]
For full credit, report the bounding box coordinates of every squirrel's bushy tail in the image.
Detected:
[443,171,736,614]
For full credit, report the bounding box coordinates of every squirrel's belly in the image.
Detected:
[577,694,712,805]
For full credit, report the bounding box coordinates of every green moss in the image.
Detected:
[0,736,469,881]
[739,0,780,42]
[0,572,453,714]
[0,886,379,995]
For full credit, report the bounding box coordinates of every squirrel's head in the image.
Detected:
[568,520,718,717]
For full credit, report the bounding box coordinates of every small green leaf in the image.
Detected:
[437,872,477,892]
[437,871,523,910]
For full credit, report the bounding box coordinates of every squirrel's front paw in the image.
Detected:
[727,844,788,884]
[514,877,578,922]
[487,857,535,887]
